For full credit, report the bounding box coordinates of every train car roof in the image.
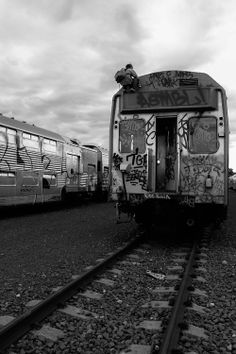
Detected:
[139,70,223,88]
[114,70,224,95]
[0,114,65,142]
[83,144,109,154]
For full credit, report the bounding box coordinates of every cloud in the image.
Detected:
[0,0,236,168]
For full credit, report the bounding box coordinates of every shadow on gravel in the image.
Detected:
[138,216,206,248]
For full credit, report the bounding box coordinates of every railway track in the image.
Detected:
[0,225,214,353]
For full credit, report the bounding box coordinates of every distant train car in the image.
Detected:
[109,70,229,226]
[0,114,109,206]
[83,144,109,200]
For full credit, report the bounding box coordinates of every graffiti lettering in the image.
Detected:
[136,88,207,109]
[179,196,195,207]
[145,114,156,146]
[121,119,142,132]
[126,148,147,167]
[113,153,123,169]
[181,155,224,194]
[126,168,147,190]
[145,193,171,199]
[178,113,189,149]
[147,71,194,88]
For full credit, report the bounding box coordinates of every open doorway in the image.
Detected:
[156,117,177,192]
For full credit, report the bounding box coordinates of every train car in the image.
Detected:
[0,114,109,207]
[82,144,109,200]
[109,70,229,226]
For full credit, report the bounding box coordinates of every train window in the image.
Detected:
[0,172,16,186]
[67,154,80,174]
[188,116,218,154]
[31,135,39,141]
[43,138,57,154]
[22,176,39,186]
[23,133,31,139]
[23,132,39,150]
[0,126,6,143]
[88,164,96,175]
[119,119,145,153]
[7,128,16,145]
[43,174,57,188]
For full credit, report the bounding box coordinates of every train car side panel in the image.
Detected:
[0,115,109,207]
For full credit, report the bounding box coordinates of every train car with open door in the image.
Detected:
[109,70,229,226]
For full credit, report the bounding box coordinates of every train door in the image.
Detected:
[88,164,97,191]
[42,172,59,202]
[66,154,80,189]
[156,117,177,192]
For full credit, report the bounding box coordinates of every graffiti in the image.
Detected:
[178,113,189,149]
[145,193,171,199]
[42,154,51,169]
[119,134,130,150]
[182,155,223,176]
[189,117,218,153]
[126,168,147,190]
[213,176,224,195]
[0,138,33,171]
[113,153,123,169]
[179,196,195,208]
[126,148,147,167]
[120,119,143,132]
[120,147,148,190]
[145,114,156,146]
[165,154,176,181]
[119,118,145,153]
[181,155,224,193]
[147,71,194,88]
[136,87,208,111]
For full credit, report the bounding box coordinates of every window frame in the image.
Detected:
[188,115,218,154]
[119,118,146,154]
[0,171,16,186]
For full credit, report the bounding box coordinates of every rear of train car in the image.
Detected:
[109,70,229,225]
[0,114,108,206]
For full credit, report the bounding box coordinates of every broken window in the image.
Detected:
[119,119,145,153]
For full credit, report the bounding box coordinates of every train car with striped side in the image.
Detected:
[0,114,108,206]
[109,70,229,226]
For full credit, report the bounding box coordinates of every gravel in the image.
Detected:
[177,191,236,353]
[0,201,137,317]
[1,192,236,354]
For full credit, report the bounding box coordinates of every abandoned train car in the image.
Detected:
[0,114,109,206]
[109,70,229,226]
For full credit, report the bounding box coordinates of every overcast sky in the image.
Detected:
[0,0,236,169]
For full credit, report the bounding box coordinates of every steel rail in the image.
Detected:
[0,233,142,352]
[154,241,198,354]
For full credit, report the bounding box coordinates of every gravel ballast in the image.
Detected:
[1,192,236,354]
[0,201,137,317]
